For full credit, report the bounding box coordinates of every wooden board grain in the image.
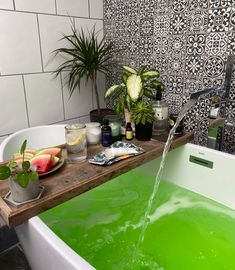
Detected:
[0,133,193,227]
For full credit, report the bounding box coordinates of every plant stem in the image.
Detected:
[92,73,101,115]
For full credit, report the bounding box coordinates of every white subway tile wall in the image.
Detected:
[90,0,103,19]
[24,73,64,126]
[75,18,103,42]
[0,0,104,139]
[38,14,72,72]
[0,11,42,75]
[0,76,28,135]
[62,75,93,119]
[0,0,14,10]
[56,0,89,17]
[14,0,56,14]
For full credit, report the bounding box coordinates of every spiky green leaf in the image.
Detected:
[126,74,143,102]
[130,101,155,125]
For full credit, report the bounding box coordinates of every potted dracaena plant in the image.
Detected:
[104,65,164,124]
[0,140,39,203]
[130,100,155,141]
[53,22,115,123]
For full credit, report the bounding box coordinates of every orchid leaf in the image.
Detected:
[126,74,143,102]
[105,84,122,99]
[144,89,155,99]
[142,70,160,78]
[122,66,137,74]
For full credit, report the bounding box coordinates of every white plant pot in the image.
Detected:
[8,176,40,203]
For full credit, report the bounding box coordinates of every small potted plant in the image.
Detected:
[0,140,39,203]
[53,22,115,123]
[130,101,155,141]
[105,65,164,123]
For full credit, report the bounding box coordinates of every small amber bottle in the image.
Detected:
[125,122,133,140]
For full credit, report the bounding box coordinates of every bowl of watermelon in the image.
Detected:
[13,147,64,176]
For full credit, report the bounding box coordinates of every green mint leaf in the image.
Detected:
[16,172,29,188]
[8,161,17,169]
[22,161,30,172]
[0,166,11,180]
[20,139,27,155]
[29,172,38,181]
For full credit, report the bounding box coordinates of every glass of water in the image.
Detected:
[65,124,87,163]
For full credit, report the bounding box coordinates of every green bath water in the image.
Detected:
[40,170,235,270]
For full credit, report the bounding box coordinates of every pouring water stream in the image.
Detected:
[137,98,197,246]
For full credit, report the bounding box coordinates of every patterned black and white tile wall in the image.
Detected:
[104,0,235,153]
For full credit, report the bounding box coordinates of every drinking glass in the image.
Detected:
[65,124,87,163]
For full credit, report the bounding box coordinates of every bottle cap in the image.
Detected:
[156,89,162,101]
[103,119,109,125]
[126,122,132,128]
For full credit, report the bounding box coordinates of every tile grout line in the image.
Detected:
[0,114,90,138]
[0,8,103,20]
[0,71,53,77]
[88,0,91,18]
[21,75,30,128]
[54,0,57,15]
[12,0,15,10]
[60,73,66,121]
[36,14,44,72]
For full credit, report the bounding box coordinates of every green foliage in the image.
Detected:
[0,140,38,188]
[130,101,155,125]
[105,65,164,114]
[53,22,114,113]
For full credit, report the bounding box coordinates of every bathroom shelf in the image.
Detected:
[0,132,193,228]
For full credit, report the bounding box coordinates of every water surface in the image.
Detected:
[40,170,235,270]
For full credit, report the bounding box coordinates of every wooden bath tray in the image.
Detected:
[0,132,193,227]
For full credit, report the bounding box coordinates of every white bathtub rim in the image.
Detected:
[16,216,96,270]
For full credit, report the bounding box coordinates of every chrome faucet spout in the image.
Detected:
[189,55,233,101]
[189,85,224,101]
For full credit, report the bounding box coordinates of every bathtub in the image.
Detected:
[15,143,235,270]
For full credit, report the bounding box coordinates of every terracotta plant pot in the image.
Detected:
[135,122,153,141]
[90,108,115,124]
[8,176,40,203]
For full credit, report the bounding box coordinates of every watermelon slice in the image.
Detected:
[37,147,62,157]
[30,154,54,174]
[13,152,34,160]
[51,156,60,167]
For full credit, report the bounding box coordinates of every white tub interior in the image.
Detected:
[14,143,235,269]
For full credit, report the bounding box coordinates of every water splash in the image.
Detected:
[137,99,197,246]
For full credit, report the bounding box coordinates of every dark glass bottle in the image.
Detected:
[125,122,133,140]
[101,119,112,147]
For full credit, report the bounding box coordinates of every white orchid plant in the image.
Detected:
[105,65,164,114]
